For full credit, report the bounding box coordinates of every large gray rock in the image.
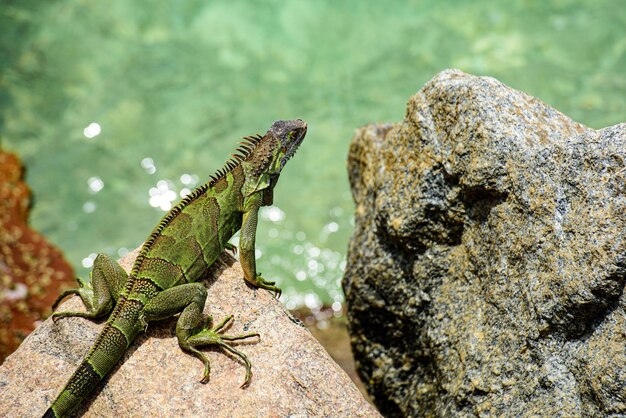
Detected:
[0,249,379,417]
[344,69,626,417]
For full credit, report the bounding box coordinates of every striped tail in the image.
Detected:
[43,322,134,418]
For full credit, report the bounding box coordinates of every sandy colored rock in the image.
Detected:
[0,249,378,417]
[344,69,626,417]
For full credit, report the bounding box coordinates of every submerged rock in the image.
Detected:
[0,249,379,417]
[0,149,74,362]
[344,69,626,417]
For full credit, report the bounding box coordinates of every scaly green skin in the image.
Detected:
[42,119,307,418]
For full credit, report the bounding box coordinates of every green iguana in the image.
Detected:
[42,119,307,418]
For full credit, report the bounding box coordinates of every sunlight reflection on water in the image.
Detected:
[2,0,623,310]
[83,122,101,139]
[148,179,177,211]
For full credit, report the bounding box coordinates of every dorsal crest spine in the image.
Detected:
[130,133,264,277]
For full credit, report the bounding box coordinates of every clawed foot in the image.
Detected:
[51,278,101,321]
[51,277,89,312]
[51,253,125,322]
[52,311,73,322]
[51,290,83,321]
[185,315,259,388]
[253,273,282,299]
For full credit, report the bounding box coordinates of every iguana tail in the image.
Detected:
[43,321,135,418]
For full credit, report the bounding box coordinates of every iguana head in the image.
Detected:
[267,119,308,171]
[240,119,307,197]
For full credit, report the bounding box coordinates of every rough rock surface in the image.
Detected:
[0,249,379,417]
[344,69,626,417]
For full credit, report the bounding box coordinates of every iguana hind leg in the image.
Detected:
[142,283,259,387]
[52,253,128,320]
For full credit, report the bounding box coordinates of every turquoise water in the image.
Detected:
[1,1,624,309]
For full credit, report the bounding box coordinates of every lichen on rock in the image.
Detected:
[344,69,626,417]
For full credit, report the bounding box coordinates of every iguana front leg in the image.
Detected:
[240,194,282,298]
[142,283,259,387]
[52,253,127,320]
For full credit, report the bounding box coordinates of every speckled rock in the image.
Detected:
[0,249,379,417]
[0,149,74,362]
[344,69,626,417]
